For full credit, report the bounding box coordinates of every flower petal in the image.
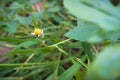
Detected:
[31,33,35,35]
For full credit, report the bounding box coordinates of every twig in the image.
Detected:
[24,54,35,64]
[91,44,98,54]
[49,38,71,47]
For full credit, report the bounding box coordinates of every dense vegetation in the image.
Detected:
[0,0,120,80]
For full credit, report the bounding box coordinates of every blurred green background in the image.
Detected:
[0,0,120,80]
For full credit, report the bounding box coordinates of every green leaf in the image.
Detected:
[87,45,120,80]
[15,11,44,26]
[0,67,13,77]
[75,69,87,80]
[63,0,120,31]
[15,14,28,26]
[11,46,54,54]
[58,62,81,80]
[77,18,84,27]
[53,15,63,23]
[9,2,24,10]
[82,42,94,62]
[79,0,120,20]
[10,49,35,54]
[116,4,120,11]
[68,41,82,48]
[14,40,40,49]
[5,21,19,33]
[48,6,61,12]
[65,24,102,42]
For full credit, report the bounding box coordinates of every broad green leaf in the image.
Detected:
[108,32,120,42]
[53,15,63,23]
[58,62,81,80]
[77,18,84,27]
[116,4,120,11]
[87,45,120,80]
[5,21,19,33]
[64,0,120,31]
[79,0,120,20]
[65,24,102,42]
[15,14,28,26]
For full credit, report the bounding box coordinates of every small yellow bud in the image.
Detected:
[34,29,42,36]
[31,28,43,37]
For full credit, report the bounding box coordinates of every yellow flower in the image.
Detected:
[31,28,43,37]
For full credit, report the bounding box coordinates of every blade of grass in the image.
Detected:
[81,42,94,62]
[0,62,55,66]
[58,62,81,80]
